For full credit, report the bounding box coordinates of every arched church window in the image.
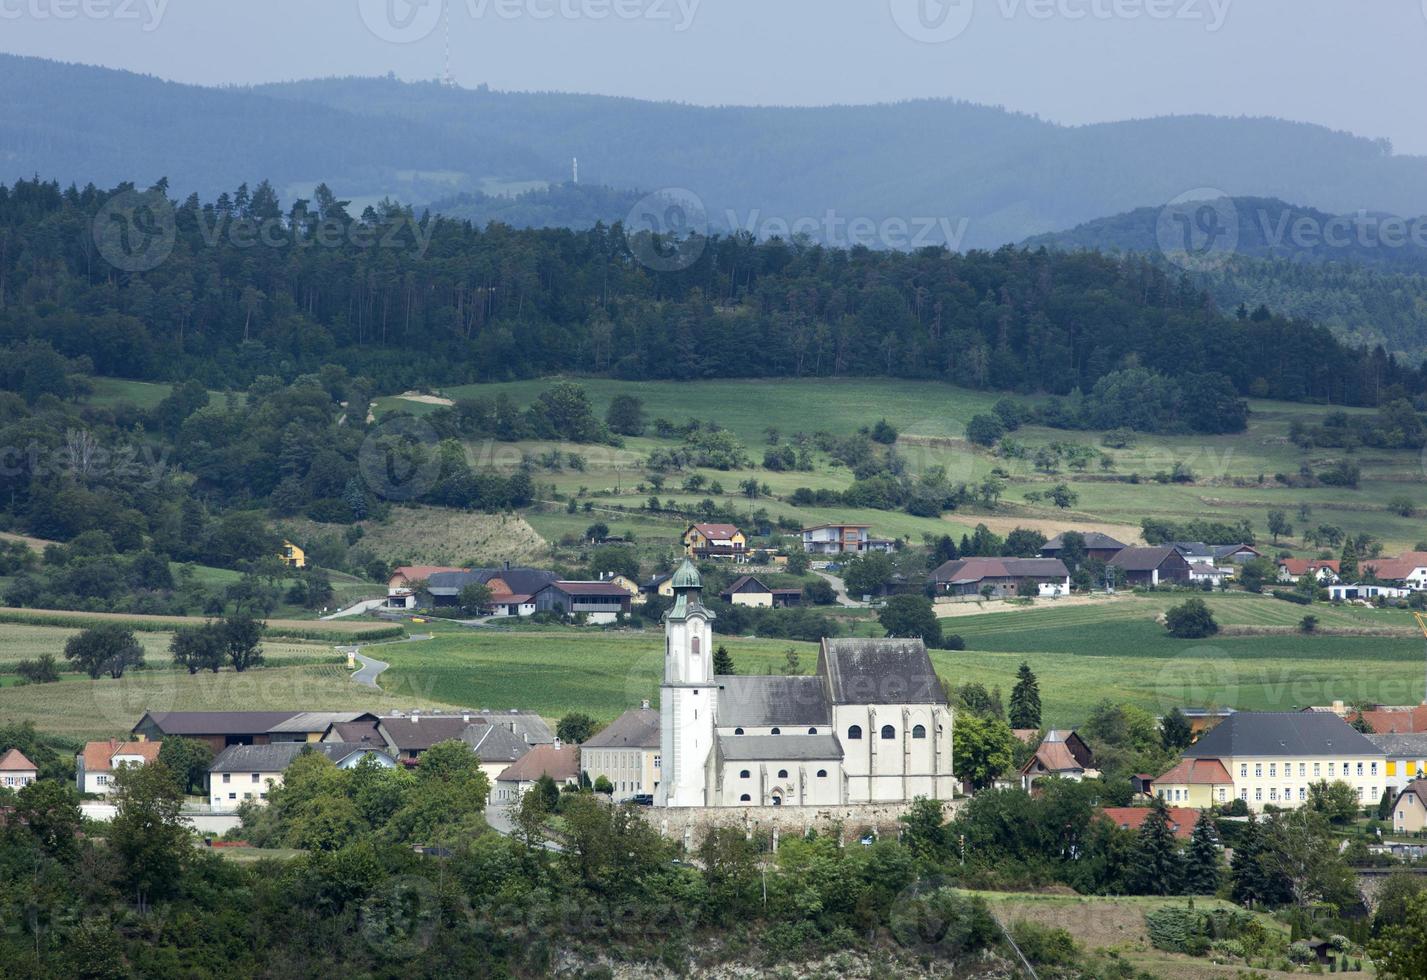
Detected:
[880,725,895,740]
[807,727,817,735]
[912,725,927,739]
[739,769,750,779]
[777,769,789,779]
[770,727,781,735]
[734,727,744,735]
[847,725,862,740]
[739,794,751,802]
[816,769,828,778]
[691,636,700,657]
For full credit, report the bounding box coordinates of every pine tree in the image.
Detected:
[1129,799,1182,895]
[1184,811,1223,895]
[1160,707,1193,750]
[1230,814,1266,906]
[1008,661,1042,729]
[713,645,735,676]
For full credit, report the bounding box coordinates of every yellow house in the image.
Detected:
[279,540,306,569]
[1153,757,1234,808]
[1391,780,1427,834]
[683,523,747,561]
[579,704,661,801]
[1156,712,1387,813]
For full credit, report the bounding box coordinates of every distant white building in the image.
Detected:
[801,524,894,556]
[76,740,161,796]
[0,749,37,790]
[207,742,395,808]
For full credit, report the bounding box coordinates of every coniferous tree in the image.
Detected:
[1231,814,1268,906]
[1129,799,1182,895]
[1008,662,1042,729]
[713,645,735,676]
[1160,707,1194,751]
[1184,811,1223,895]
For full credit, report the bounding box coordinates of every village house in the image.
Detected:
[1365,732,1427,795]
[1353,704,1427,734]
[493,742,581,803]
[657,560,956,808]
[422,566,560,611]
[719,575,802,608]
[531,581,633,623]
[1155,712,1386,812]
[76,740,161,796]
[641,572,676,603]
[579,703,661,801]
[1040,532,1127,564]
[1019,730,1099,789]
[929,557,1070,599]
[0,749,37,789]
[131,711,312,754]
[683,523,748,561]
[1329,583,1413,601]
[386,565,466,609]
[1098,806,1199,841]
[278,540,306,569]
[207,742,396,808]
[1390,779,1427,834]
[1151,758,1234,807]
[1362,552,1427,591]
[1278,558,1341,584]
[1213,544,1263,564]
[800,523,894,556]
[1108,546,1192,587]
[363,711,553,766]
[1188,564,1234,587]
[1170,542,1218,566]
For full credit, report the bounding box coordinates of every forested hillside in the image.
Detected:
[9,55,1427,248]
[1029,197,1427,361]
[1,177,1419,407]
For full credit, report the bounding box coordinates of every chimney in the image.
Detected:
[462,712,470,723]
[554,738,563,750]
[411,710,420,724]
[641,699,651,710]
[504,560,511,571]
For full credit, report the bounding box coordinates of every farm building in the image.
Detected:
[1039,532,1126,563]
[1108,546,1191,587]
[929,557,1070,598]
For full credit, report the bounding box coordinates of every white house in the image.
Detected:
[0,748,37,789]
[493,743,580,804]
[1189,564,1233,587]
[655,559,955,809]
[1329,583,1413,602]
[801,524,895,556]
[76,740,162,796]
[207,742,395,808]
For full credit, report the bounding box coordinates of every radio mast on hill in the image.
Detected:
[441,0,456,88]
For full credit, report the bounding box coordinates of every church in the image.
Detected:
[656,560,956,808]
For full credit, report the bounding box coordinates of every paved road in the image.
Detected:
[349,651,390,688]
[815,570,865,607]
[322,598,387,620]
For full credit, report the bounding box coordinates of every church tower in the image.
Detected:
[657,558,716,807]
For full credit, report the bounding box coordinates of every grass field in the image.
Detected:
[0,623,337,671]
[0,608,403,642]
[281,508,550,568]
[373,378,1427,557]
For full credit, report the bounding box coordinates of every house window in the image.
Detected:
[1299,763,1306,777]
[912,725,927,739]
[770,728,781,736]
[1328,763,1336,776]
[880,725,895,740]
[734,728,744,735]
[1255,788,1262,801]
[222,773,230,783]
[816,769,827,778]
[1358,763,1364,777]
[252,773,260,783]
[777,770,789,779]
[1371,762,1378,776]
[1269,764,1276,778]
[739,794,751,802]
[229,793,236,800]
[847,726,862,740]
[1299,788,1306,801]
[1314,763,1321,776]
[653,756,660,769]
[1217,788,1226,801]
[1240,789,1248,801]
[1240,764,1247,778]
[740,770,751,779]
[1255,764,1262,777]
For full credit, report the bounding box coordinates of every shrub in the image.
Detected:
[1164,598,1219,639]
[15,653,60,684]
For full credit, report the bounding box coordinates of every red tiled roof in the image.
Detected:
[1279,558,1340,576]
[1156,757,1232,785]
[1359,705,1427,734]
[0,748,35,772]
[1362,552,1427,582]
[80,740,161,773]
[496,743,580,784]
[1099,806,1199,840]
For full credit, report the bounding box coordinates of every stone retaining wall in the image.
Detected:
[643,798,963,851]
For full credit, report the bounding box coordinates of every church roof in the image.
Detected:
[818,638,943,705]
[715,675,830,728]
[670,558,701,590]
[717,733,844,762]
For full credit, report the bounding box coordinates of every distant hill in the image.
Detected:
[428,182,647,232]
[10,56,1427,248]
[1027,197,1427,362]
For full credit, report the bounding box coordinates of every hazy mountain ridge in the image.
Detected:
[8,56,1427,248]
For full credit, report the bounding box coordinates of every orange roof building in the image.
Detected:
[76,740,161,796]
[0,748,37,789]
[1099,806,1200,841]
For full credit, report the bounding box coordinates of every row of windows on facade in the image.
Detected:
[220,773,270,783]
[728,725,931,739]
[1160,785,1379,804]
[1239,761,1379,779]
[739,768,829,780]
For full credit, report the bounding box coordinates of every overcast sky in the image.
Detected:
[5,0,1426,153]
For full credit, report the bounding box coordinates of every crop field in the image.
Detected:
[0,623,338,671]
[374,378,1427,554]
[0,608,403,642]
[0,662,449,740]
